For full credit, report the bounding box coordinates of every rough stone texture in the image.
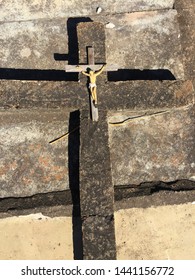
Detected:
[0,81,88,109]
[175,0,195,82]
[0,214,73,260]
[98,80,194,110]
[102,10,184,79]
[80,111,114,216]
[0,80,193,110]
[0,0,175,22]
[115,203,195,260]
[0,109,70,197]
[0,19,68,70]
[77,22,106,66]
[0,10,184,79]
[82,215,116,260]
[80,110,116,259]
[109,105,195,186]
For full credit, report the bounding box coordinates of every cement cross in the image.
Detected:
[65,46,118,121]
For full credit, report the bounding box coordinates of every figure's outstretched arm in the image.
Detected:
[82,71,90,76]
[76,65,90,76]
[95,64,106,76]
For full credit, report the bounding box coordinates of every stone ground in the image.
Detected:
[0,0,195,259]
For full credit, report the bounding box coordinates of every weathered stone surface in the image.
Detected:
[0,109,70,197]
[0,19,68,70]
[0,81,88,109]
[77,22,106,65]
[109,105,195,186]
[80,111,114,216]
[0,80,193,110]
[103,10,184,79]
[98,80,194,110]
[82,215,116,260]
[175,0,195,81]
[0,10,184,79]
[79,110,116,260]
[0,0,175,22]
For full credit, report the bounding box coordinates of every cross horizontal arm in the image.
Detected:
[65,64,118,72]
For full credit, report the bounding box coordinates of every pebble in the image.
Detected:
[106,22,115,29]
[96,7,102,14]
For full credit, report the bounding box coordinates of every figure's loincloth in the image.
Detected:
[89,83,96,88]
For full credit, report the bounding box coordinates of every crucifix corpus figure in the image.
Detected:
[76,64,106,105]
[65,46,118,121]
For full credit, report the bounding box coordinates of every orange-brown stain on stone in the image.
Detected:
[170,153,185,166]
[0,161,18,176]
[28,143,42,152]
[175,80,194,99]
[38,155,52,168]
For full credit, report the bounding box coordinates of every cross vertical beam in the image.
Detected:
[80,110,116,259]
[78,22,116,259]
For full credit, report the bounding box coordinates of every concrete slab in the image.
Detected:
[0,10,184,79]
[109,105,195,186]
[0,109,70,197]
[0,213,73,260]
[115,203,195,260]
[0,0,175,22]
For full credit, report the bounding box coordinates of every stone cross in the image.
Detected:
[65,46,117,121]
[75,22,117,259]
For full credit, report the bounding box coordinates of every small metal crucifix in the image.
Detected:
[65,46,118,121]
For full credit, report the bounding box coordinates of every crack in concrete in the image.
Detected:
[115,179,195,201]
[109,104,193,126]
[0,6,175,24]
[0,179,194,214]
[0,190,72,212]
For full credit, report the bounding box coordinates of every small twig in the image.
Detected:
[49,126,79,144]
[109,110,169,126]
